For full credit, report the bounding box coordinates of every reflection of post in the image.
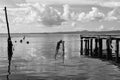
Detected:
[62,41,65,62]
[4,6,13,74]
[7,75,10,80]
[7,63,10,80]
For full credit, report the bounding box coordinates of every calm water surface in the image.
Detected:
[0,34,120,80]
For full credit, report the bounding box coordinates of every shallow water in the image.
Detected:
[0,34,120,80]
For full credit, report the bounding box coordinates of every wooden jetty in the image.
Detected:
[80,35,120,63]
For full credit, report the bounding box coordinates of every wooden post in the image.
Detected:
[4,7,13,74]
[80,35,83,55]
[116,39,119,63]
[84,39,88,55]
[94,38,98,57]
[98,38,103,58]
[106,38,112,60]
[62,41,65,62]
[87,39,89,56]
[90,39,93,57]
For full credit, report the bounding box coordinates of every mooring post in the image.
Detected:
[80,35,83,55]
[94,38,98,57]
[106,38,112,60]
[116,39,119,63]
[98,38,103,58]
[4,6,13,74]
[87,39,89,56]
[90,39,93,57]
[62,41,65,62]
[84,39,88,56]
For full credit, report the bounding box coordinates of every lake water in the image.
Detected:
[0,34,120,80]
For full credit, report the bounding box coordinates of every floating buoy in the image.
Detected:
[15,41,17,43]
[20,40,22,43]
[26,41,29,44]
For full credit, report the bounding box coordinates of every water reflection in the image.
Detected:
[1,34,120,80]
[7,60,11,80]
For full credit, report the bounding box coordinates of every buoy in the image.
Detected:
[20,40,22,43]
[26,41,29,44]
[15,41,17,43]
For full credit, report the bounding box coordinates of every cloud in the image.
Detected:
[62,4,79,21]
[98,25,104,31]
[12,3,65,26]
[0,2,119,29]
[38,5,64,26]
[77,12,86,21]
[62,4,70,20]
[77,7,105,22]
[105,8,120,21]
[99,2,120,8]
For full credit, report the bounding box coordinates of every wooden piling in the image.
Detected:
[90,39,93,57]
[4,6,13,74]
[80,35,120,65]
[80,35,83,55]
[87,39,89,56]
[84,39,88,55]
[62,41,65,62]
[116,39,119,63]
[106,38,112,60]
[94,38,98,57]
[98,38,103,58]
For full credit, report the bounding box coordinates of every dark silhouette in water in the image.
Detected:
[4,6,13,76]
[7,61,11,80]
[26,41,29,44]
[55,40,65,61]
[8,38,13,63]
[15,41,17,43]
[20,39,23,43]
[23,36,25,40]
[62,41,65,62]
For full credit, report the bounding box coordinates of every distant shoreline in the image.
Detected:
[0,30,120,37]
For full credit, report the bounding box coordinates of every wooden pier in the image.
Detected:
[80,35,120,63]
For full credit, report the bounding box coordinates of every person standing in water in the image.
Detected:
[55,40,65,61]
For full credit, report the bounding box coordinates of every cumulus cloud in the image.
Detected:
[86,7,105,21]
[62,4,79,21]
[38,5,64,26]
[0,2,119,28]
[0,3,65,26]
[11,3,65,26]
[77,7,105,22]
[105,8,120,21]
[77,12,86,21]
[62,4,71,20]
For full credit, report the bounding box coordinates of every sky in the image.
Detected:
[0,0,120,33]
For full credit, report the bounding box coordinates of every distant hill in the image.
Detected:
[0,30,120,37]
[49,30,120,36]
